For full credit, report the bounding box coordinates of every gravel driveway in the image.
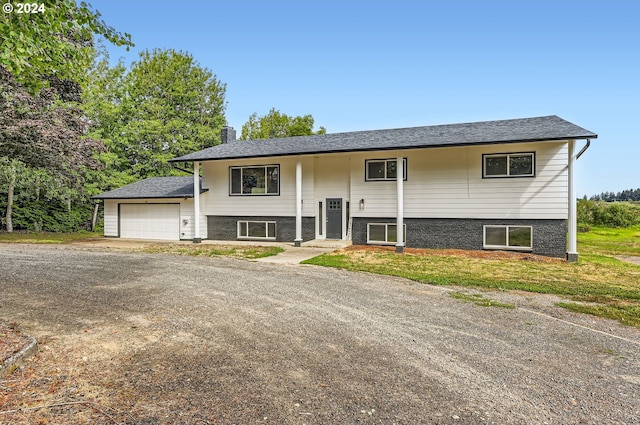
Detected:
[1,244,639,424]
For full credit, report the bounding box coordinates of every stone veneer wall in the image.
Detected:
[351,218,567,258]
[207,216,315,243]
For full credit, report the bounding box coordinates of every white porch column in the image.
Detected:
[193,161,201,243]
[567,140,577,261]
[295,159,303,247]
[396,154,404,253]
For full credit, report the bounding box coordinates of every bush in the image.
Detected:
[577,199,640,228]
[0,197,95,232]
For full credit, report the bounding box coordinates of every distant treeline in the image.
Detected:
[588,188,640,202]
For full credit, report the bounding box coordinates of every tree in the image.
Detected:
[590,188,640,202]
[1,0,133,231]
[85,49,227,180]
[0,66,104,173]
[240,108,326,140]
[0,67,106,231]
[0,0,133,94]
[0,157,25,232]
[81,50,135,192]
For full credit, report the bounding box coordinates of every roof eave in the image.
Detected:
[91,188,208,200]
[169,135,597,163]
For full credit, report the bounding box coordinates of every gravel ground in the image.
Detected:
[1,243,639,424]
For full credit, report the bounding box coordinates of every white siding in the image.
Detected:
[350,152,399,218]
[314,155,351,238]
[103,200,119,237]
[350,141,568,219]
[201,156,315,217]
[197,141,570,227]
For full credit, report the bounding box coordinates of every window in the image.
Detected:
[367,223,407,244]
[365,158,407,181]
[483,225,532,250]
[230,165,279,195]
[237,221,277,239]
[483,153,534,178]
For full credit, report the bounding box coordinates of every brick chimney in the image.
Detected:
[221,126,236,144]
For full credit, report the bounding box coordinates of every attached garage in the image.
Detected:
[93,176,208,241]
[119,203,180,240]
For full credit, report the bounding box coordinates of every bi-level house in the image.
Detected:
[93,115,596,261]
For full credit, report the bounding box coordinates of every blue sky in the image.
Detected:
[91,0,639,197]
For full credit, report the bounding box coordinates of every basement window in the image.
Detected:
[367,223,407,245]
[237,221,277,239]
[483,225,532,250]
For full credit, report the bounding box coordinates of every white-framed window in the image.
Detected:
[237,221,277,239]
[365,158,407,181]
[230,165,279,195]
[367,223,407,244]
[483,152,535,178]
[483,225,532,250]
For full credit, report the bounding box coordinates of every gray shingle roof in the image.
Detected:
[92,176,206,200]
[170,115,597,163]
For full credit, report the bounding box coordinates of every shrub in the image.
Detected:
[577,199,640,228]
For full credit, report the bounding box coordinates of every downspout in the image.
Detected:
[567,139,590,262]
[576,138,591,159]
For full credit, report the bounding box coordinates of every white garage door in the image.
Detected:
[120,204,180,240]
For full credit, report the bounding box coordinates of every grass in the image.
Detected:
[303,225,640,327]
[141,244,284,259]
[0,231,102,243]
[577,225,640,256]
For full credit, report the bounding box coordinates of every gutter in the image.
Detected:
[172,163,194,174]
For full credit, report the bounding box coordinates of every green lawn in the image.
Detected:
[577,225,640,256]
[303,225,640,327]
[0,231,102,243]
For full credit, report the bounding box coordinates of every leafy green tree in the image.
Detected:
[240,108,326,140]
[0,0,132,231]
[0,0,133,94]
[81,50,135,193]
[85,48,227,180]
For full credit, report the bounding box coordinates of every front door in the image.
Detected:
[326,198,342,239]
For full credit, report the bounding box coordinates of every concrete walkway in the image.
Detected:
[255,239,350,264]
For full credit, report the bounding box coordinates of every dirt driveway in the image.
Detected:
[1,244,639,424]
